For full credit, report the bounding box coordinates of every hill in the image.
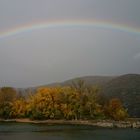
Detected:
[16,74,140,117]
[42,74,140,117]
[60,76,115,87]
[102,74,140,117]
[38,76,114,87]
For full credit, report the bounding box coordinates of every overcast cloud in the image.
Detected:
[0,0,140,87]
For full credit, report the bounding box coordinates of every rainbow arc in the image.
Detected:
[0,19,140,39]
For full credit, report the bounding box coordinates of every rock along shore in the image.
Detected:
[0,119,140,129]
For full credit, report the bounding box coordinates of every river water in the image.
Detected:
[0,122,140,140]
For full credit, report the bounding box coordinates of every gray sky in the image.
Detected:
[0,0,140,87]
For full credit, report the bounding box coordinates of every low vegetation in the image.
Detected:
[0,80,128,121]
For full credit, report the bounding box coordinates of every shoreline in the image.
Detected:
[0,118,140,129]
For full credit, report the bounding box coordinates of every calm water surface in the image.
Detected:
[0,122,140,140]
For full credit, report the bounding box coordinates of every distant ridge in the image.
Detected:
[39,75,115,87]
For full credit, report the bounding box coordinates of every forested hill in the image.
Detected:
[101,74,140,117]
[57,74,140,117]
[12,74,140,118]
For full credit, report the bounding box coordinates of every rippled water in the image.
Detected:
[0,122,140,140]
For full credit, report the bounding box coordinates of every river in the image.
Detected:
[0,122,140,140]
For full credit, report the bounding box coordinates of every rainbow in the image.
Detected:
[0,19,140,39]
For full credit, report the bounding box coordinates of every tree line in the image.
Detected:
[0,80,128,120]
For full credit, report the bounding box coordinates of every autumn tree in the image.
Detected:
[70,79,104,119]
[104,98,128,120]
[0,83,129,121]
[11,98,28,118]
[27,87,65,120]
[0,87,17,119]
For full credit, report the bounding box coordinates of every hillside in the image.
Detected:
[102,74,140,117]
[61,76,115,87]
[42,74,140,117]
[38,76,114,87]
[17,74,140,117]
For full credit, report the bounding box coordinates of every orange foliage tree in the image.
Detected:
[104,98,128,120]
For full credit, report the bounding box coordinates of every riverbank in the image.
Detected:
[0,118,140,129]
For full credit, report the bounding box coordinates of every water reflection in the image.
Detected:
[0,123,140,140]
